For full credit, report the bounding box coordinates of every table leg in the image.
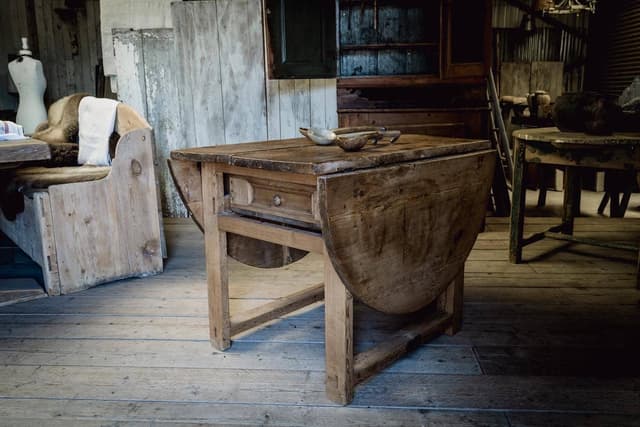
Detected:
[509,140,527,263]
[438,269,464,336]
[324,248,354,405]
[561,168,581,235]
[202,163,231,351]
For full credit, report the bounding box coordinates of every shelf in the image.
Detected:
[340,42,438,51]
[337,75,485,88]
[337,107,490,113]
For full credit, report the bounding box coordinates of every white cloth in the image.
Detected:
[0,121,27,141]
[78,96,119,166]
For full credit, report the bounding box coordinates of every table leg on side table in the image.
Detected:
[561,168,581,235]
[509,140,527,263]
[202,163,231,351]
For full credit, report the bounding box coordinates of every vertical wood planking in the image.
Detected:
[499,63,531,98]
[530,61,564,101]
[100,0,176,77]
[113,30,148,118]
[293,79,311,132]
[309,80,326,129]
[216,0,267,144]
[172,1,225,148]
[324,79,338,129]
[266,80,281,140]
[140,29,186,218]
[266,78,338,140]
[278,79,297,138]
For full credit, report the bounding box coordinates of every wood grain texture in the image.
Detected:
[168,158,310,268]
[0,139,50,165]
[0,192,60,295]
[139,29,185,217]
[172,0,225,149]
[112,30,147,118]
[1,217,640,422]
[499,62,531,98]
[171,134,492,175]
[101,0,175,76]
[48,128,163,294]
[319,150,495,314]
[216,0,267,144]
[324,247,354,405]
[0,106,164,296]
[201,163,230,350]
[530,62,564,100]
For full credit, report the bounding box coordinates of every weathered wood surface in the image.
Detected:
[113,29,186,217]
[0,278,46,307]
[530,62,564,101]
[171,134,491,175]
[319,150,495,314]
[0,192,60,295]
[48,128,163,294]
[13,166,111,189]
[28,0,100,103]
[168,158,309,268]
[500,62,531,97]
[1,217,640,424]
[514,128,640,147]
[101,0,175,76]
[172,0,225,151]
[0,105,164,295]
[109,0,338,216]
[0,139,50,165]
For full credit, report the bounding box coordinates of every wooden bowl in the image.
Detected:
[336,135,368,152]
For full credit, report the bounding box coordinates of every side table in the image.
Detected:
[509,127,640,286]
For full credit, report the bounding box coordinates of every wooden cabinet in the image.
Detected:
[336,0,492,138]
[338,0,441,77]
[264,0,492,137]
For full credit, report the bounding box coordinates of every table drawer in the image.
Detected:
[229,175,319,226]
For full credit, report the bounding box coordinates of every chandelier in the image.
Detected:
[539,0,597,14]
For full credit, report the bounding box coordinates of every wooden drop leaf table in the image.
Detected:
[170,135,495,404]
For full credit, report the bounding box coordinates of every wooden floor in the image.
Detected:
[1,210,640,425]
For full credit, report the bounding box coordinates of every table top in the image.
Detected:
[513,127,640,148]
[0,138,51,166]
[170,134,491,175]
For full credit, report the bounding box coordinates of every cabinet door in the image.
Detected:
[266,0,337,78]
[442,0,491,79]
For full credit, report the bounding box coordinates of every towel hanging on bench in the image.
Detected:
[78,96,119,166]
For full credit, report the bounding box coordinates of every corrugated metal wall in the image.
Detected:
[586,0,640,97]
[493,0,590,92]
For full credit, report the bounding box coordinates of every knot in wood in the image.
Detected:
[130,159,143,176]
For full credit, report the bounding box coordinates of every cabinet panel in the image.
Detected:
[266,0,337,78]
[338,0,441,77]
[442,0,491,78]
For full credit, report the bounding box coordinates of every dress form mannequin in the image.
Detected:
[8,38,47,135]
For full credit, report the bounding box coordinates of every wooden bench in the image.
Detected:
[0,103,165,295]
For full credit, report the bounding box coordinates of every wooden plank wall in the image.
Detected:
[33,0,101,103]
[0,0,37,111]
[499,61,564,100]
[113,30,184,218]
[100,0,177,77]
[112,0,338,217]
[0,0,99,109]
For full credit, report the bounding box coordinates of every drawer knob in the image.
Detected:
[272,194,282,206]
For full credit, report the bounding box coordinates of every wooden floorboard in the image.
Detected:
[0,215,639,425]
